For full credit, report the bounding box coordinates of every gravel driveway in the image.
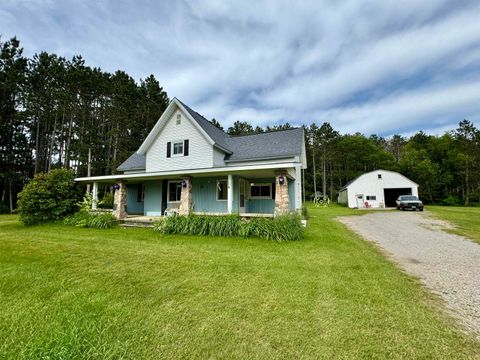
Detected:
[338,211,480,338]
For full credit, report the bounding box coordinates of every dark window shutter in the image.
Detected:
[166,142,171,158]
[272,183,276,199]
[184,139,189,156]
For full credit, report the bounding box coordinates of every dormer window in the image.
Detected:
[173,141,183,155]
[176,114,181,125]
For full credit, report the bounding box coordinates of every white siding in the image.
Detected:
[213,148,226,166]
[145,109,214,172]
[344,170,418,208]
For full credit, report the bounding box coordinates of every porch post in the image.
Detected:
[92,182,98,210]
[179,176,193,215]
[274,171,290,215]
[227,174,233,214]
[294,164,302,212]
[113,180,128,219]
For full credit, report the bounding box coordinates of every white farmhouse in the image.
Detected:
[338,170,419,208]
[75,98,306,218]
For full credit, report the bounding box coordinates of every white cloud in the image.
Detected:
[260,7,480,109]
[1,0,479,135]
[316,78,480,135]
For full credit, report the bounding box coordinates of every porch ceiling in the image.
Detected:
[75,162,300,183]
[193,168,278,179]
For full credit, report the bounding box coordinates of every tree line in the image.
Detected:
[1,37,169,212]
[1,36,479,212]
[222,120,480,205]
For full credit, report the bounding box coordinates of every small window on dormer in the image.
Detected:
[378,174,382,179]
[176,114,181,125]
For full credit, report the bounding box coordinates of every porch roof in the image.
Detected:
[75,162,300,183]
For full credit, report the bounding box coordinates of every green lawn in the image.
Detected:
[0,207,478,359]
[428,206,480,244]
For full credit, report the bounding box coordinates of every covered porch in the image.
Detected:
[76,163,302,220]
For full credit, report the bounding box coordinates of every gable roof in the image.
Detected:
[117,98,304,172]
[137,98,228,155]
[340,169,419,191]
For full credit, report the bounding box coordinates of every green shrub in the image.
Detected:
[153,213,304,241]
[17,169,82,225]
[64,210,118,229]
[441,196,463,206]
[98,192,114,209]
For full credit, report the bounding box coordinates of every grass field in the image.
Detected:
[428,206,480,244]
[0,206,478,359]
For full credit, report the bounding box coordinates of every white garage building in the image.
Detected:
[338,170,419,208]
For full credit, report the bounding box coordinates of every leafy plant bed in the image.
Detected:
[153,214,304,241]
[64,210,118,229]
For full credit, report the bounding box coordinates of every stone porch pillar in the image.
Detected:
[274,171,290,215]
[179,176,193,215]
[113,181,128,219]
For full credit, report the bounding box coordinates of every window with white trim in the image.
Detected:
[168,181,182,202]
[216,180,227,201]
[250,183,272,199]
[173,141,183,156]
[176,114,181,125]
[366,195,376,201]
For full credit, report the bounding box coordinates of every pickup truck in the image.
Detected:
[396,195,424,211]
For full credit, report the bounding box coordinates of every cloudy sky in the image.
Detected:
[2,0,480,136]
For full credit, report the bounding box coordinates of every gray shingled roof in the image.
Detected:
[226,128,304,161]
[117,152,146,171]
[117,100,304,172]
[178,100,233,153]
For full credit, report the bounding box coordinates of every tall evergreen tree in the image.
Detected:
[210,118,224,131]
[2,35,480,208]
[227,120,255,135]
[0,37,29,212]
